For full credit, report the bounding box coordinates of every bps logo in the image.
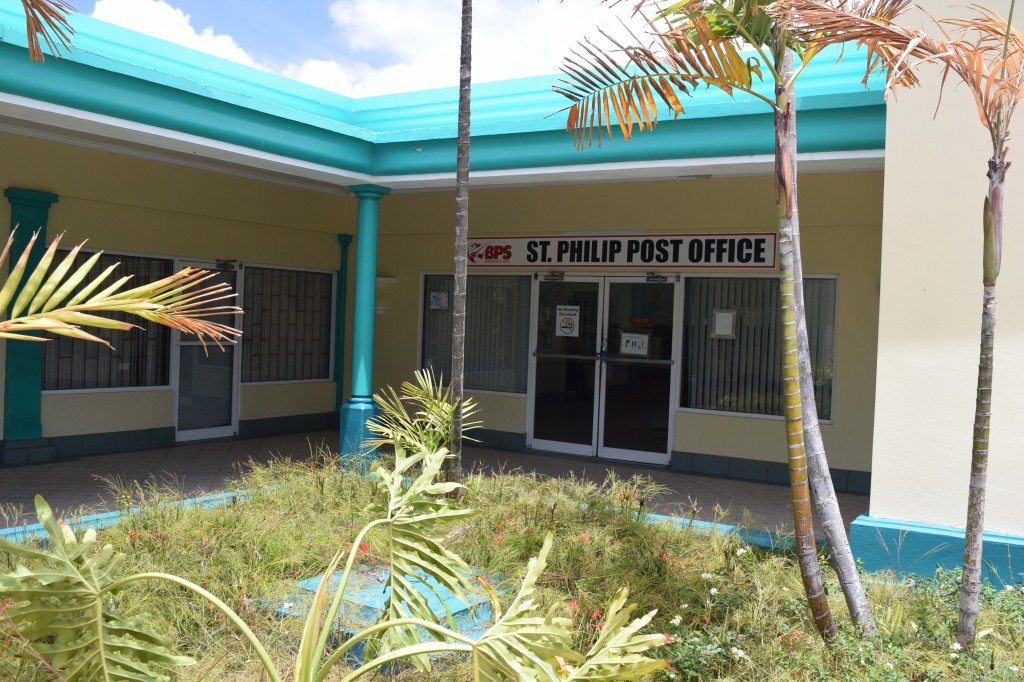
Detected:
[468,241,512,263]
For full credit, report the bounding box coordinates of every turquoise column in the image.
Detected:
[4,188,59,442]
[339,184,390,459]
[335,233,353,408]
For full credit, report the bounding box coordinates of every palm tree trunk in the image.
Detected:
[447,0,472,480]
[789,114,877,634]
[775,50,835,641]
[957,157,1005,650]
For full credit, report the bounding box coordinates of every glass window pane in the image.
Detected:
[41,252,172,391]
[681,277,836,419]
[422,275,531,393]
[242,267,332,382]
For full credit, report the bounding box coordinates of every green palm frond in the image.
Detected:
[0,496,195,682]
[362,446,479,670]
[472,535,577,682]
[0,231,241,350]
[365,368,479,453]
[554,0,774,149]
[20,0,74,61]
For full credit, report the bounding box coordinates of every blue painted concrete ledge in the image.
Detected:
[850,514,1024,586]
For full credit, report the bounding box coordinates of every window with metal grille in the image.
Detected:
[421,274,531,393]
[241,267,332,382]
[42,252,173,391]
[681,277,836,419]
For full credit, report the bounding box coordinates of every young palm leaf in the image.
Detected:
[773,0,1024,653]
[0,495,195,682]
[0,232,241,350]
[19,0,74,60]
[365,368,479,453]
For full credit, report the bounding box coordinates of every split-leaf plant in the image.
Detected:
[2,448,669,682]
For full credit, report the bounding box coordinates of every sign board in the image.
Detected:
[555,305,580,337]
[467,233,776,269]
[620,333,649,356]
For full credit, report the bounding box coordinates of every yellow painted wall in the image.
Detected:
[1,132,357,439]
[872,1,1024,534]
[240,381,336,420]
[374,172,882,471]
[467,392,528,434]
[41,390,174,437]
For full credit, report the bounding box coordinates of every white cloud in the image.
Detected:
[91,0,263,69]
[90,0,647,97]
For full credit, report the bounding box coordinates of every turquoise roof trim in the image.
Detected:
[0,0,885,179]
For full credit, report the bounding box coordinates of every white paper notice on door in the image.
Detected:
[620,332,649,356]
[555,305,580,337]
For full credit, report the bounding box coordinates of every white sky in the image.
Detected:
[89,0,646,97]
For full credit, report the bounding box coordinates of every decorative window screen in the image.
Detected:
[42,252,172,391]
[681,277,836,419]
[422,275,531,393]
[241,267,332,382]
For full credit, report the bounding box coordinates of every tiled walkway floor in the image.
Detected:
[0,431,868,535]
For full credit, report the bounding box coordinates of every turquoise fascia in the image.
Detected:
[850,514,1024,586]
[0,0,884,180]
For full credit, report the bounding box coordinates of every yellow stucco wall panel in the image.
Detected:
[41,390,174,437]
[240,381,336,421]
[468,392,527,434]
[872,0,1024,535]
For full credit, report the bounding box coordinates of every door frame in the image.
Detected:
[526,274,678,465]
[170,259,243,442]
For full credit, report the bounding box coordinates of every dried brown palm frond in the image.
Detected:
[555,1,776,149]
[20,0,74,61]
[771,2,1024,142]
[0,231,241,351]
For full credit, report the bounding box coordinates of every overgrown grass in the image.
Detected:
[2,447,1022,681]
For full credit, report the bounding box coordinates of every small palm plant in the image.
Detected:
[0,231,240,348]
[1,384,670,681]
[364,368,480,454]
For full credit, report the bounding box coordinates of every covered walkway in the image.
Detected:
[0,432,867,535]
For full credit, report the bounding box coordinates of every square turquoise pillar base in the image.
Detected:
[339,398,379,470]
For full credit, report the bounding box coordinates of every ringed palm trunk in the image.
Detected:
[775,50,836,640]
[447,0,472,481]
[957,156,1006,649]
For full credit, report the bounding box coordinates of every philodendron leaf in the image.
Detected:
[473,535,577,682]
[0,495,194,682]
[559,585,672,680]
[364,447,479,671]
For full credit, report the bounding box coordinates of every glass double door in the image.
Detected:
[530,276,677,465]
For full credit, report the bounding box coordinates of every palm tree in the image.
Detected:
[0,231,240,347]
[556,0,877,638]
[19,0,74,61]
[773,0,1023,652]
[447,0,473,482]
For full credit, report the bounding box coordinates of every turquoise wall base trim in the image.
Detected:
[671,450,870,495]
[238,412,338,440]
[473,429,527,452]
[0,427,175,465]
[339,399,379,463]
[850,514,1024,586]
